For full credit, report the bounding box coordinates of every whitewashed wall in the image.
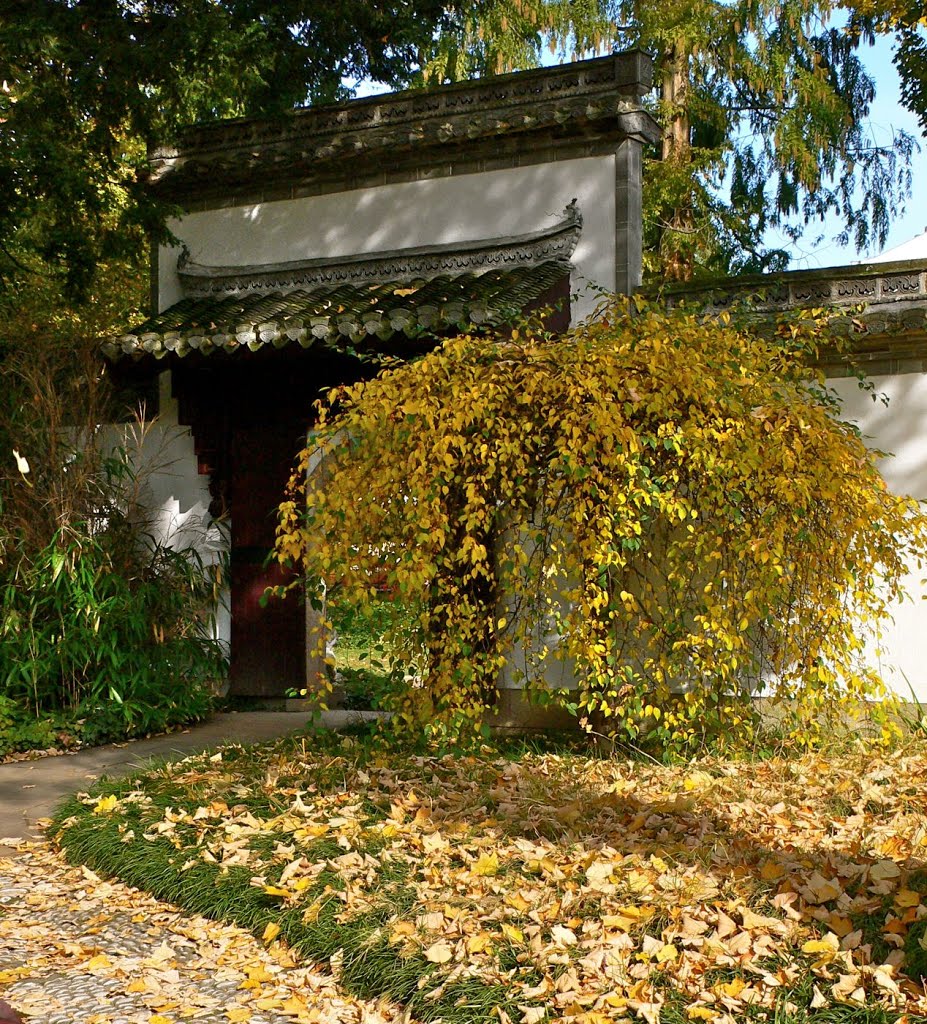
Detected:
[829,372,927,701]
[158,156,618,325]
[153,160,927,704]
[103,372,230,654]
[154,157,619,691]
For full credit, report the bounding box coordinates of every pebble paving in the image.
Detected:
[0,842,393,1024]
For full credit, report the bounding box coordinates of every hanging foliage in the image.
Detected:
[276,304,927,751]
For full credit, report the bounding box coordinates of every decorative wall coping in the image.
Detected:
[105,261,569,362]
[655,257,927,375]
[148,51,659,204]
[178,202,583,298]
[658,258,927,314]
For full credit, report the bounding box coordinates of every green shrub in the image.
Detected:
[0,694,61,754]
[0,258,224,754]
[0,522,224,749]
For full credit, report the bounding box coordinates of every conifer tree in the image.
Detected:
[424,0,916,278]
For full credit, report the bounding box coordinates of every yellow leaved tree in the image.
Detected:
[276,303,927,752]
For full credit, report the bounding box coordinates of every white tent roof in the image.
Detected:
[867,228,927,263]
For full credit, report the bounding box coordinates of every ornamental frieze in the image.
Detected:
[149,52,658,191]
[881,273,922,296]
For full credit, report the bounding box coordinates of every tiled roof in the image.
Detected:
[104,261,569,361]
[148,52,659,204]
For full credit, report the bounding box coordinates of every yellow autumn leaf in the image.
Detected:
[896,888,921,907]
[390,920,417,943]
[262,885,290,898]
[467,931,493,953]
[301,900,321,924]
[505,891,531,913]
[501,923,524,943]
[262,922,281,942]
[424,940,454,963]
[93,795,119,815]
[683,771,713,791]
[760,860,785,881]
[801,933,840,957]
[472,850,499,876]
[715,978,746,999]
[85,954,113,970]
[226,1009,252,1023]
[805,872,842,903]
[827,914,854,937]
[297,824,329,839]
[686,1007,717,1021]
[279,996,309,1015]
[602,913,638,931]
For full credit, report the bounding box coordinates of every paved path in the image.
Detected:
[0,842,391,1024]
[0,711,389,1024]
[0,710,377,849]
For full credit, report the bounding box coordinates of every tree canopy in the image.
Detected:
[846,4,927,137]
[425,0,918,277]
[0,0,464,299]
[0,1,921,295]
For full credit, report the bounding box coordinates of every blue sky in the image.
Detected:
[783,33,927,269]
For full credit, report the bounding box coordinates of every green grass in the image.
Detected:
[660,994,907,1024]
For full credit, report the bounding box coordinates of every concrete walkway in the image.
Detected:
[0,711,375,848]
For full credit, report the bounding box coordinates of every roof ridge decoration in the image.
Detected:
[177,201,583,298]
[148,52,659,202]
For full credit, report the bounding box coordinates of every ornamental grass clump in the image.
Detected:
[276,303,927,751]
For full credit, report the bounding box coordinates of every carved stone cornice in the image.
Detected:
[652,258,927,374]
[149,51,659,202]
[656,258,927,315]
[178,202,583,298]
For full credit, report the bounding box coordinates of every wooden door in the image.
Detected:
[172,348,360,699]
[229,423,306,697]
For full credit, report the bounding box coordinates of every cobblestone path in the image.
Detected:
[0,843,392,1024]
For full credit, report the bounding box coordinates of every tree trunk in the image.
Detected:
[660,45,693,282]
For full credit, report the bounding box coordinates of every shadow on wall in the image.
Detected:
[830,373,927,500]
[160,157,619,322]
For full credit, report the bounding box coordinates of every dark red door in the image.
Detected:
[229,424,306,696]
[171,349,355,700]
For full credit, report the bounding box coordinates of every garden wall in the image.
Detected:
[830,372,927,702]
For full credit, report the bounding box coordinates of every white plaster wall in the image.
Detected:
[102,372,230,654]
[159,156,617,324]
[502,374,927,703]
[828,372,927,701]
